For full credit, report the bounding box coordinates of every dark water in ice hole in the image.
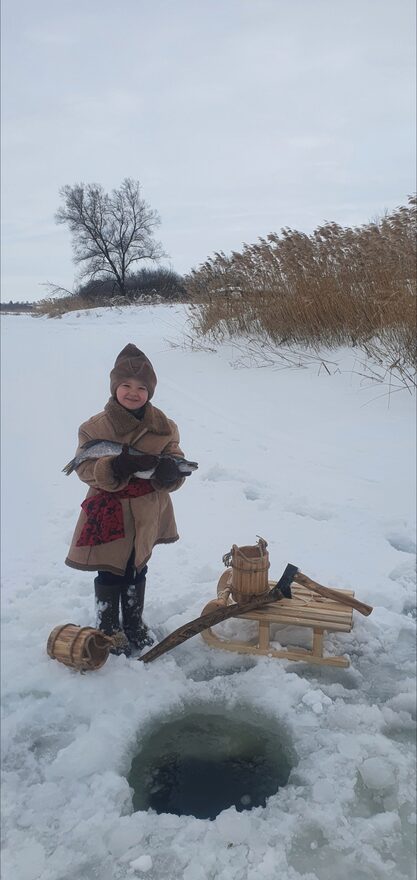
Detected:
[128,712,294,820]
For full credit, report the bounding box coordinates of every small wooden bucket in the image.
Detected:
[47,624,113,672]
[223,537,270,604]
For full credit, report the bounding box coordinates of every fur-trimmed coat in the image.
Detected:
[65,398,185,576]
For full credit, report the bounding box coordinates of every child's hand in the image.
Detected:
[112,446,155,480]
[153,458,182,485]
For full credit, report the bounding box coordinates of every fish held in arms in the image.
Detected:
[63,439,198,480]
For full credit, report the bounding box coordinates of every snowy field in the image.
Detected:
[1,304,416,880]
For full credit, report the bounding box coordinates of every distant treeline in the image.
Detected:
[37,268,187,316]
[76,267,187,302]
[0,301,35,313]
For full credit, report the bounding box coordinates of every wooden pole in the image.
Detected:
[139,563,297,664]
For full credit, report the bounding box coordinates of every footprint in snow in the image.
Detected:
[201,464,271,505]
[201,465,243,482]
[402,601,416,620]
[192,564,220,584]
[389,559,417,618]
[389,558,416,586]
[202,465,267,490]
[285,503,332,522]
[386,532,416,555]
[244,487,262,501]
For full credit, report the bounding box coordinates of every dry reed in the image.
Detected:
[185,197,416,382]
[34,294,93,317]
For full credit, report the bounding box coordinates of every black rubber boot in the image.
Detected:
[94,579,131,656]
[120,568,154,650]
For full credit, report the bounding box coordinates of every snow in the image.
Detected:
[1,304,416,880]
[130,854,153,873]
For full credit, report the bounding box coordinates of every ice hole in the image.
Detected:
[128,708,295,820]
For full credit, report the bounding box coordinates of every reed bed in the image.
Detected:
[185,198,416,383]
[35,294,92,317]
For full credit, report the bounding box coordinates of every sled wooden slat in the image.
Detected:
[242,604,353,628]
[200,572,355,667]
[241,611,352,633]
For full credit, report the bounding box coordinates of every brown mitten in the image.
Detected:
[112,445,152,480]
[153,457,182,486]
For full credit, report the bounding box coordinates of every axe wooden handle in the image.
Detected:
[293,571,373,616]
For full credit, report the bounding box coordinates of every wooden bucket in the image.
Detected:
[47,624,113,671]
[223,537,270,603]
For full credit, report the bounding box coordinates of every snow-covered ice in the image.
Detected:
[1,304,416,880]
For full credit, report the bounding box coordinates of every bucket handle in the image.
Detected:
[223,536,268,567]
[82,631,113,667]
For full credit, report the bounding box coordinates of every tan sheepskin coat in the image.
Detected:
[65,398,185,576]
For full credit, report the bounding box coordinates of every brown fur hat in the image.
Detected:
[110,344,157,399]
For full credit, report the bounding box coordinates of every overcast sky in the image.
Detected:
[1,0,415,302]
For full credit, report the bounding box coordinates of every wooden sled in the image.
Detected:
[200,570,354,668]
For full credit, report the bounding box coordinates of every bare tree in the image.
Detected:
[55,178,166,296]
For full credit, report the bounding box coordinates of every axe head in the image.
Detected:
[270,563,298,600]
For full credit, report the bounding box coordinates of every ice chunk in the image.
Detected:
[312,780,337,803]
[359,757,396,791]
[217,810,252,845]
[108,819,144,858]
[301,689,332,714]
[11,841,46,880]
[337,737,363,759]
[130,853,153,873]
[183,864,208,880]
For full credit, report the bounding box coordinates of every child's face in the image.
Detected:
[116,379,149,410]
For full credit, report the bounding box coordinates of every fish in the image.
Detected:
[63,439,198,479]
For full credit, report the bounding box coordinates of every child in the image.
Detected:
[65,343,189,655]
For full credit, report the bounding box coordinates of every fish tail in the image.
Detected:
[62,459,75,475]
